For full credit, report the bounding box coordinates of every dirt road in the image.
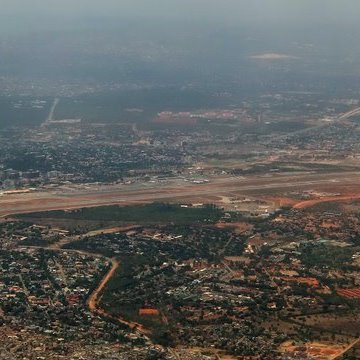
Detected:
[50,225,140,250]
[87,257,119,314]
[87,256,151,336]
[23,242,151,337]
[333,337,360,359]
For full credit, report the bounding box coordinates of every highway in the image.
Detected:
[266,106,360,144]
[338,106,360,120]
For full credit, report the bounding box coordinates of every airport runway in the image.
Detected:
[1,171,359,217]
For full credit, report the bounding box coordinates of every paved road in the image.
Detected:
[338,107,360,120]
[42,97,59,126]
[266,106,360,145]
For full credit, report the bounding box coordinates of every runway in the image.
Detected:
[1,171,359,217]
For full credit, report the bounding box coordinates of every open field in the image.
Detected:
[1,171,359,218]
[16,203,223,225]
[289,313,360,337]
[215,221,253,233]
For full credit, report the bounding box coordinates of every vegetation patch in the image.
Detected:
[15,203,223,225]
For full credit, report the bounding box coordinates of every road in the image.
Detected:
[49,225,140,250]
[338,106,360,121]
[23,241,151,337]
[266,106,360,144]
[42,97,59,126]
[85,255,151,336]
[333,337,360,360]
[87,258,119,317]
[51,225,152,335]
[1,171,359,218]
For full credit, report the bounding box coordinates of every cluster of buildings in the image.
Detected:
[155,108,251,124]
[0,123,188,190]
[61,225,304,356]
[0,248,135,344]
[0,92,359,194]
[0,196,358,358]
[0,221,68,249]
[270,121,360,162]
[60,200,360,358]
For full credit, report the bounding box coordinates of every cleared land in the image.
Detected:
[279,340,358,360]
[294,195,360,209]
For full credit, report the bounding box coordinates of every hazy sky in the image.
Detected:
[1,1,360,92]
[1,0,360,27]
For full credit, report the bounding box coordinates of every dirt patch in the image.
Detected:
[279,340,349,359]
[294,195,360,209]
[267,196,298,207]
[215,221,252,233]
[224,256,251,264]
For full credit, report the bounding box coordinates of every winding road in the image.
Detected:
[86,256,151,337]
